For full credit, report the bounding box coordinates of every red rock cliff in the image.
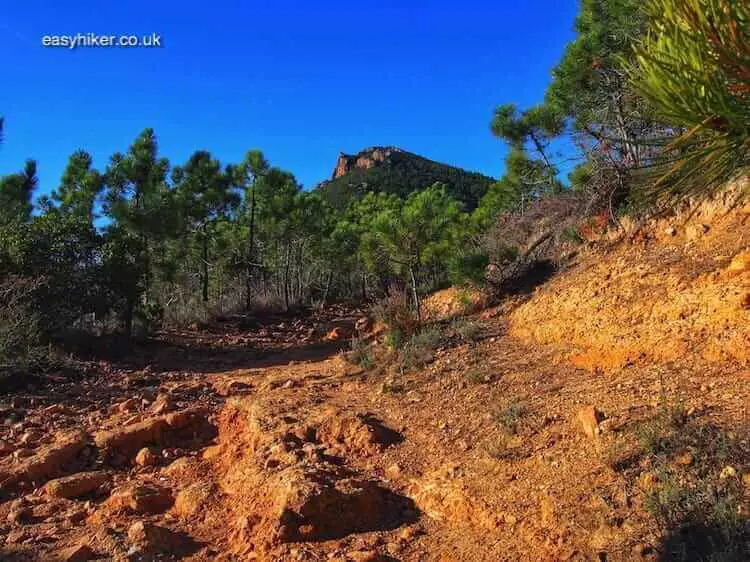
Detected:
[332,147,403,180]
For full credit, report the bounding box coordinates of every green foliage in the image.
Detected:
[45,150,104,224]
[453,318,481,342]
[172,150,239,302]
[347,337,373,369]
[545,0,648,134]
[400,326,441,369]
[0,160,37,226]
[629,0,750,201]
[567,161,594,192]
[487,103,563,221]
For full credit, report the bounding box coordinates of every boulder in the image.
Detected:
[107,483,174,514]
[1,430,88,489]
[44,471,109,499]
[94,417,167,458]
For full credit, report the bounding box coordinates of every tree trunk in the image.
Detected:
[125,293,135,336]
[201,230,209,303]
[322,270,333,305]
[409,265,421,325]
[283,242,291,311]
[245,179,257,310]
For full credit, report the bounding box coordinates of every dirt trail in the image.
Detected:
[0,199,749,561]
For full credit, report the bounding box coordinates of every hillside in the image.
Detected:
[1,190,748,561]
[315,146,496,210]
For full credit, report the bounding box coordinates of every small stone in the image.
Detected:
[118,398,140,413]
[151,394,174,415]
[20,429,43,445]
[127,521,179,553]
[674,451,694,467]
[664,226,677,237]
[355,317,373,333]
[59,543,97,562]
[720,465,737,480]
[385,463,402,479]
[347,550,382,562]
[13,448,34,459]
[0,440,14,456]
[134,447,159,467]
[43,404,70,416]
[577,406,603,438]
[686,223,709,241]
[385,541,401,555]
[726,250,750,277]
[399,525,421,541]
[6,502,31,524]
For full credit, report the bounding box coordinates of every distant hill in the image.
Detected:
[315,146,496,210]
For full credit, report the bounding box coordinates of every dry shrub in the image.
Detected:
[484,193,586,297]
[0,276,46,364]
[372,288,419,347]
[487,192,584,260]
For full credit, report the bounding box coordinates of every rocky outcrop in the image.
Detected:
[318,146,495,211]
[332,147,403,179]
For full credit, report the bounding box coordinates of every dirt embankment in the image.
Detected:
[510,191,750,370]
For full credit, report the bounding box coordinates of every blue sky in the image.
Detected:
[0,1,577,196]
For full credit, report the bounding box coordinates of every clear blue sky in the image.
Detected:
[0,1,577,196]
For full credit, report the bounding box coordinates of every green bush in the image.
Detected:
[348,337,373,369]
[399,326,441,369]
[453,318,481,342]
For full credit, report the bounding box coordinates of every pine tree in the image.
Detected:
[0,160,37,226]
[629,0,750,200]
[48,150,104,224]
[173,151,239,302]
[103,128,171,334]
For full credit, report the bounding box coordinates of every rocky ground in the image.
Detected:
[0,198,748,561]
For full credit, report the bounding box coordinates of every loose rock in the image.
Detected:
[44,471,108,499]
[576,406,603,438]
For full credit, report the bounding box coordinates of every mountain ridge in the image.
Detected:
[315,145,496,210]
